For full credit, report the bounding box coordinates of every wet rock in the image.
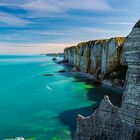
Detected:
[58,70,65,73]
[57,60,68,64]
[71,67,78,72]
[52,57,57,61]
[113,79,125,87]
[43,74,53,76]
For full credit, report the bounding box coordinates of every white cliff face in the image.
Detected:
[64,37,125,85]
[74,20,140,140]
[107,38,119,72]
[101,42,108,75]
[100,38,124,75]
[90,42,102,77]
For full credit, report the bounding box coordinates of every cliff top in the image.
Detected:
[134,19,140,28]
[64,37,125,51]
[77,39,109,47]
[76,37,125,47]
[114,37,125,46]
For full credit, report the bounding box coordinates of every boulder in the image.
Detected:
[52,57,57,61]
[71,67,78,72]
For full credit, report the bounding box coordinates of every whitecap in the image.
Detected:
[45,85,53,91]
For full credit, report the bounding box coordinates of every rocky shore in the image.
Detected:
[64,20,140,140]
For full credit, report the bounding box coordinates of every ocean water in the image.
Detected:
[0,55,122,140]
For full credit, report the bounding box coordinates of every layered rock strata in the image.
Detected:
[64,37,126,87]
[73,21,140,140]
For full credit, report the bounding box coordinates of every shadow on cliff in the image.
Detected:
[59,85,122,138]
[86,86,122,106]
[59,105,96,138]
[57,63,122,106]
[57,63,122,138]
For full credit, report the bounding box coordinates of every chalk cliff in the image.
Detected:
[64,37,126,87]
[64,20,140,140]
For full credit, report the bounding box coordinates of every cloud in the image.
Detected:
[21,0,63,13]
[0,42,73,54]
[107,22,134,25]
[0,0,112,18]
[28,27,116,35]
[24,0,111,11]
[0,27,117,44]
[66,0,111,10]
[0,24,129,54]
[0,12,32,26]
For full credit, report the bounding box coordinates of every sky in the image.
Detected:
[0,0,139,54]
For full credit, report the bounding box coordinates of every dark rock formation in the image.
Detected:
[73,20,140,140]
[43,74,53,76]
[58,70,66,73]
[52,57,57,61]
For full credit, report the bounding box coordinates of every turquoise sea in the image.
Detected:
[0,55,122,140]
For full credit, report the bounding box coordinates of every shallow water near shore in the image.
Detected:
[0,55,122,140]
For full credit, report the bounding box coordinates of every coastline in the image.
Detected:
[71,20,140,140]
[57,61,124,94]
[0,55,122,140]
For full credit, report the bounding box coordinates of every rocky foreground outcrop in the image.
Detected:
[64,37,127,87]
[66,20,139,140]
